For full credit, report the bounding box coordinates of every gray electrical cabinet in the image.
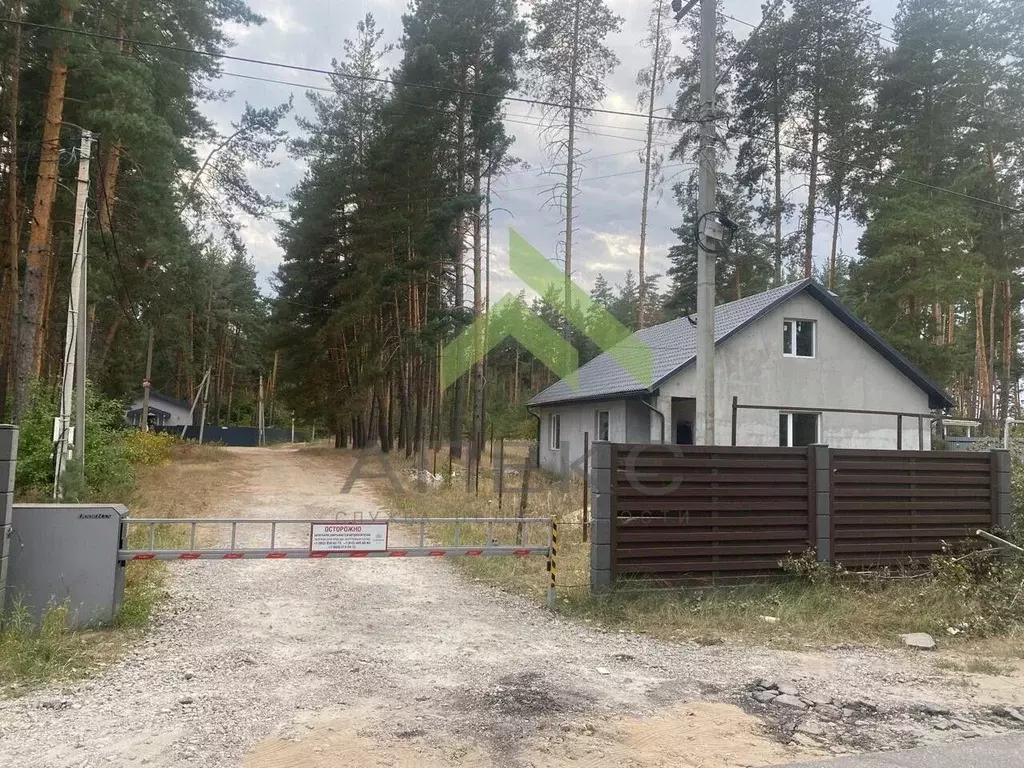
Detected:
[6,504,127,629]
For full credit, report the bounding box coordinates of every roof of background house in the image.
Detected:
[528,278,954,410]
[137,391,191,411]
[126,406,171,418]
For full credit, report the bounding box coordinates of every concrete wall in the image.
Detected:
[654,292,932,449]
[536,399,638,474]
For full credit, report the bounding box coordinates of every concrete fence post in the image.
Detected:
[590,442,613,594]
[0,425,19,622]
[811,444,832,564]
[992,449,1012,533]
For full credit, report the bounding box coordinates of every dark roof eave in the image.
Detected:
[529,389,650,408]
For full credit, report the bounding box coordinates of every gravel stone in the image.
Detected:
[753,690,779,704]
[803,692,833,706]
[776,682,800,696]
[796,720,826,736]
[815,704,844,721]
[900,633,937,650]
[774,694,809,710]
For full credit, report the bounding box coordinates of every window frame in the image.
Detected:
[596,409,610,442]
[783,318,817,359]
[779,411,821,447]
[549,413,561,451]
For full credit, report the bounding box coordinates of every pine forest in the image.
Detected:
[0,0,1022,464]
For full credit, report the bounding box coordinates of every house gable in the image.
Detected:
[530,280,953,411]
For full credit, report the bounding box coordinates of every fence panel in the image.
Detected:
[831,449,995,568]
[611,445,815,586]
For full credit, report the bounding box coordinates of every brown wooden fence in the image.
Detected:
[589,443,1012,591]
[831,449,1001,568]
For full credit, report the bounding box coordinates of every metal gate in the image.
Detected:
[119,516,559,606]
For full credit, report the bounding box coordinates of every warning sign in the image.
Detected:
[310,521,388,552]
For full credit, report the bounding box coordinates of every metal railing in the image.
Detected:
[120,516,553,559]
[119,515,559,608]
[730,396,936,450]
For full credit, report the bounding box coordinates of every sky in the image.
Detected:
[203,0,902,301]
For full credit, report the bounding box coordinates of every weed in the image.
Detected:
[1,440,229,694]
[935,658,1015,676]
[0,603,89,692]
[370,445,1024,650]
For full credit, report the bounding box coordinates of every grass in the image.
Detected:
[0,604,90,694]
[365,444,1024,653]
[1,439,232,695]
[935,658,1016,676]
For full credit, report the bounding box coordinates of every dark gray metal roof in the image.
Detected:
[529,279,954,410]
[149,391,192,410]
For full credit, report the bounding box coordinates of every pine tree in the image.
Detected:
[526,0,622,348]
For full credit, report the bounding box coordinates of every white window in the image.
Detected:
[549,413,561,450]
[783,319,816,358]
[780,412,820,447]
[596,410,610,442]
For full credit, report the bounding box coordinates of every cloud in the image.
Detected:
[203,0,901,294]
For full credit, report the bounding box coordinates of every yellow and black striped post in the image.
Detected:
[546,518,558,610]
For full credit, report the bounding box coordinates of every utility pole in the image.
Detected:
[258,374,265,446]
[182,368,209,439]
[695,0,719,446]
[140,326,154,431]
[198,369,210,445]
[54,130,93,498]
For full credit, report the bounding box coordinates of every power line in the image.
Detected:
[735,127,1023,214]
[92,136,139,321]
[2,18,706,127]
[724,10,1018,125]
[223,70,659,137]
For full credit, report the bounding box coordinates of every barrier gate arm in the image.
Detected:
[118,517,555,567]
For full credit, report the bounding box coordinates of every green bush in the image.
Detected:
[14,382,138,501]
[121,430,177,466]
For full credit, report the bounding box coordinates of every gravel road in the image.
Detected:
[1,448,1022,768]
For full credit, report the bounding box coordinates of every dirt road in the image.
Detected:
[1,449,1022,767]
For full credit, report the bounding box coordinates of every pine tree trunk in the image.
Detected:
[513,346,520,405]
[471,151,485,469]
[377,383,390,453]
[989,281,997,418]
[637,3,663,330]
[772,72,784,286]
[976,287,991,421]
[449,78,468,460]
[562,0,582,350]
[0,2,22,421]
[98,140,122,234]
[12,0,74,419]
[828,194,841,290]
[1002,279,1013,419]
[803,112,820,279]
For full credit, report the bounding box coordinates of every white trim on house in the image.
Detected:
[549,413,561,450]
[783,318,817,358]
[779,411,821,447]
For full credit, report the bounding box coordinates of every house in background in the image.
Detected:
[529,279,954,475]
[125,391,193,429]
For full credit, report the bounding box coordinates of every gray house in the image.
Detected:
[529,279,953,475]
[125,391,193,429]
